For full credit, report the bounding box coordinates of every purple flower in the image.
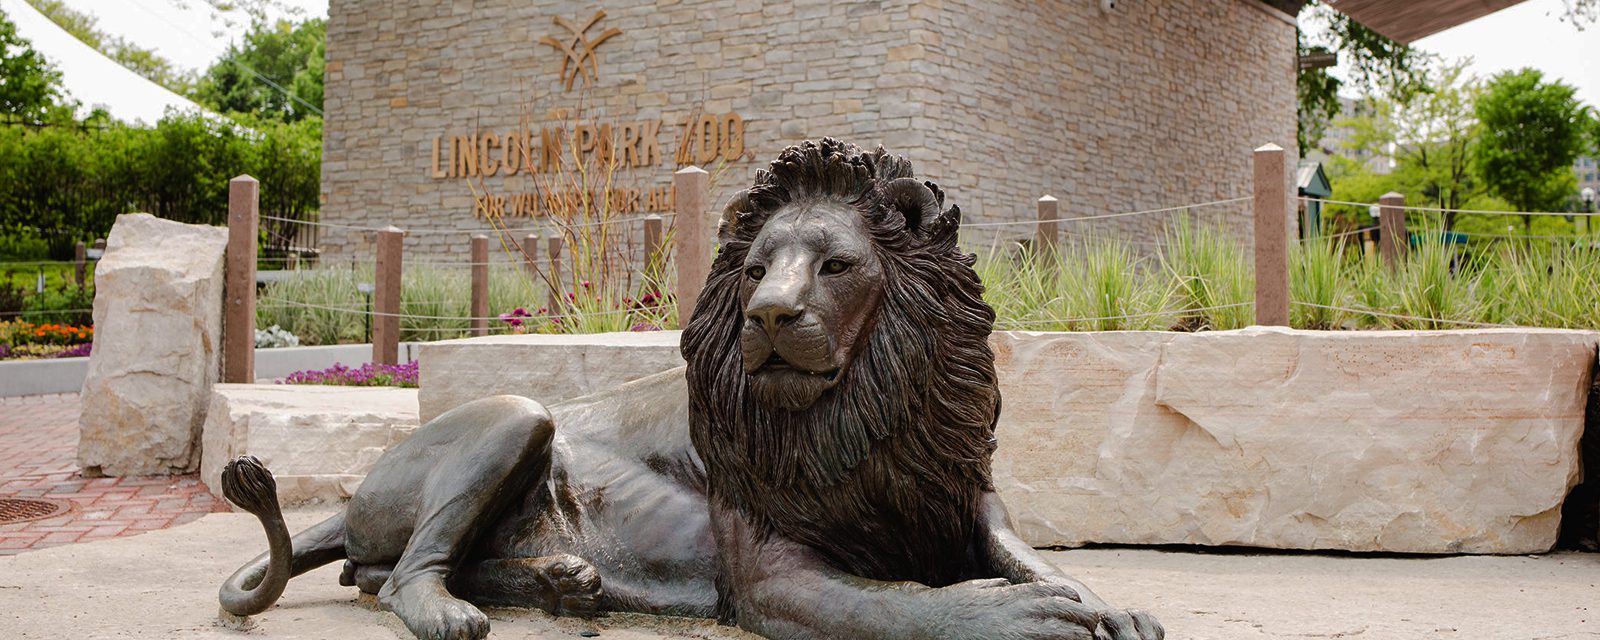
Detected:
[281,360,418,388]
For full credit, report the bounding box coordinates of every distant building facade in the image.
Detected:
[319,0,1300,260]
[1576,156,1599,209]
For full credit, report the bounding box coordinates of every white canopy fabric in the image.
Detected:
[1,0,213,124]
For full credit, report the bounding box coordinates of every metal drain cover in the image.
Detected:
[0,497,70,524]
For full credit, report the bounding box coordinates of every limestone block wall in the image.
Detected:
[415,328,1598,554]
[322,0,1297,263]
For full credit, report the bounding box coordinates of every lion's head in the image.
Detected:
[682,138,1000,587]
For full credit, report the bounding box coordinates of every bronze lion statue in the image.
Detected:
[217,138,1163,640]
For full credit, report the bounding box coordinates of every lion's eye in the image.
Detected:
[821,259,851,275]
[746,265,766,281]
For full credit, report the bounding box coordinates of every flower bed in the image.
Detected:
[280,360,419,388]
[0,320,94,360]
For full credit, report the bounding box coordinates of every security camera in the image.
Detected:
[1101,0,1116,11]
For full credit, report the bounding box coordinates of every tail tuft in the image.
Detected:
[221,456,281,518]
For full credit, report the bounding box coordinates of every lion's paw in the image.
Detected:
[531,554,603,616]
[381,580,490,640]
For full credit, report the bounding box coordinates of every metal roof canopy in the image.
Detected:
[1324,0,1531,43]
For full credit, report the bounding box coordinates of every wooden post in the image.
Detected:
[674,166,711,324]
[1035,195,1059,264]
[470,234,489,336]
[373,226,404,365]
[546,234,564,312]
[1378,192,1407,270]
[1252,144,1289,327]
[73,241,86,287]
[287,253,300,270]
[643,213,664,283]
[522,233,540,281]
[223,175,259,383]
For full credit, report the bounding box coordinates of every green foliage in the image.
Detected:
[0,111,322,251]
[1161,218,1254,331]
[0,7,71,122]
[195,18,325,122]
[23,0,196,96]
[1339,61,1483,226]
[1296,1,1433,154]
[1473,69,1588,218]
[20,283,92,325]
[1289,237,1353,330]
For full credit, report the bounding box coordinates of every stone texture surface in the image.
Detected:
[419,328,1597,554]
[991,327,1598,554]
[4,511,1600,640]
[78,213,228,476]
[200,384,420,505]
[320,0,1296,261]
[418,330,683,422]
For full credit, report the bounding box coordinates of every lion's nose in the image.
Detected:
[746,298,803,336]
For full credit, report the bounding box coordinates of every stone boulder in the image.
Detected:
[201,384,420,505]
[991,327,1598,554]
[418,331,684,422]
[79,214,228,476]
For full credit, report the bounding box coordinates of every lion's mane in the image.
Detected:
[681,139,1001,593]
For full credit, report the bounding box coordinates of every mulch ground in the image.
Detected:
[0,394,228,555]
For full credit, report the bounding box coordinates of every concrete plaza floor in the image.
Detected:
[1,510,1597,639]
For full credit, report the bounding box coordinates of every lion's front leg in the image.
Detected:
[710,502,1104,640]
[975,492,1164,640]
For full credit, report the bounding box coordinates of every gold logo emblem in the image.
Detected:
[540,10,623,92]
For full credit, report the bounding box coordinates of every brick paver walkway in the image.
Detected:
[0,394,228,555]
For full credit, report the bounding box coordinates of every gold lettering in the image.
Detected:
[595,123,614,168]
[696,114,720,165]
[620,123,638,167]
[540,128,563,173]
[502,132,521,176]
[576,125,595,165]
[721,112,745,161]
[674,116,695,165]
[639,120,660,167]
[480,133,501,177]
[454,135,478,177]
[431,136,447,178]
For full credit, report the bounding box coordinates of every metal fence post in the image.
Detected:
[546,234,565,313]
[522,233,540,281]
[1252,144,1289,327]
[674,166,711,324]
[470,234,489,336]
[224,175,259,383]
[643,213,665,285]
[373,226,404,365]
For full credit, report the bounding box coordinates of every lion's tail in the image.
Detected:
[217,456,348,616]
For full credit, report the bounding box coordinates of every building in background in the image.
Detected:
[318,0,1305,260]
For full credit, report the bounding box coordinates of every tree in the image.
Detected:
[0,7,71,122]
[1340,61,1482,229]
[1297,0,1433,155]
[194,18,325,122]
[1473,69,1588,227]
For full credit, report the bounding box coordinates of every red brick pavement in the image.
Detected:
[0,394,229,555]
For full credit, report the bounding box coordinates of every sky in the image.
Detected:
[2,0,1595,116]
[1307,0,1598,107]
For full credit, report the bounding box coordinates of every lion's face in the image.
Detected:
[736,200,884,410]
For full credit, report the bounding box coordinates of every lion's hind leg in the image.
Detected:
[452,554,602,616]
[367,396,557,640]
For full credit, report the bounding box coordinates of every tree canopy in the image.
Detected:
[0,7,71,123]
[194,17,325,122]
[1473,69,1587,218]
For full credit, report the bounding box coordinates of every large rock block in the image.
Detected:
[201,384,419,505]
[991,327,1598,554]
[418,331,683,422]
[79,214,228,476]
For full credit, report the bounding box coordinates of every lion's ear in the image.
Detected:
[719,189,753,244]
[881,178,942,234]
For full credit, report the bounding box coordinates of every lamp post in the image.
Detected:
[1583,188,1597,245]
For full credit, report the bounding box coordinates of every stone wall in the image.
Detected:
[321,0,1297,263]
[415,328,1598,554]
